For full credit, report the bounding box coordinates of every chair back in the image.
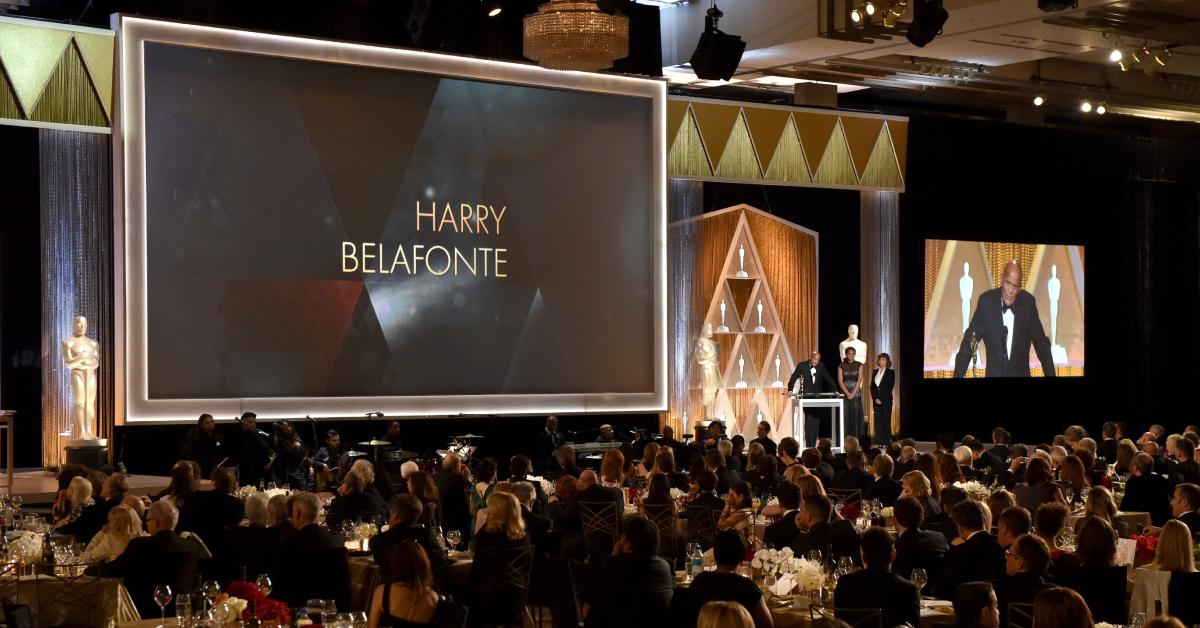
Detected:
[827,488,862,506]
[475,544,533,625]
[640,502,680,568]
[1167,572,1200,627]
[685,505,718,550]
[1,602,33,628]
[1053,565,1127,623]
[832,607,882,628]
[273,547,351,611]
[579,501,621,559]
[1007,602,1034,628]
[432,595,469,628]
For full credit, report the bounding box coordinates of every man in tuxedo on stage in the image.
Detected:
[786,352,836,446]
[535,415,566,472]
[954,260,1056,378]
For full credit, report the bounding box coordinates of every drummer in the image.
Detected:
[383,421,403,450]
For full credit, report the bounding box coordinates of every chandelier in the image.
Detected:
[523,1,629,72]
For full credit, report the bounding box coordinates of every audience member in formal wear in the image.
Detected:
[835,527,920,628]
[705,449,740,494]
[536,415,567,471]
[1169,439,1200,485]
[803,449,836,489]
[1146,520,1197,573]
[641,473,675,509]
[1033,503,1069,559]
[651,450,689,492]
[577,469,625,511]
[407,471,442,530]
[926,485,969,543]
[1096,423,1119,464]
[686,530,772,628]
[160,461,198,510]
[1073,486,1129,537]
[372,495,447,582]
[999,533,1053,615]
[177,466,245,562]
[587,515,674,628]
[221,492,275,578]
[989,429,1012,463]
[432,453,472,536]
[953,582,1000,628]
[1054,516,1116,573]
[1032,588,1094,628]
[900,471,942,520]
[942,450,966,485]
[326,469,387,527]
[745,455,783,497]
[782,463,811,489]
[892,496,949,595]
[938,500,1006,598]
[368,541,440,628]
[1058,455,1090,504]
[547,475,582,536]
[718,481,755,532]
[894,445,918,480]
[968,438,1003,477]
[915,453,944,499]
[1013,458,1064,514]
[633,442,659,479]
[832,450,874,495]
[471,457,499,521]
[55,476,97,533]
[997,507,1031,551]
[764,481,803,550]
[95,501,205,618]
[750,421,777,457]
[511,481,552,540]
[1164,483,1200,535]
[348,458,391,506]
[865,454,902,507]
[685,471,725,522]
[790,495,861,564]
[82,504,145,564]
[697,600,754,628]
[59,472,125,544]
[267,494,292,539]
[510,455,549,509]
[986,491,1016,534]
[287,492,347,550]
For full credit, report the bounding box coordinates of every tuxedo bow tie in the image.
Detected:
[1001,303,1012,313]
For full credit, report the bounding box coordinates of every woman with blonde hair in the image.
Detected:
[1074,486,1128,537]
[636,441,660,478]
[783,462,810,486]
[745,443,766,474]
[900,470,941,518]
[915,453,943,501]
[55,476,96,529]
[697,600,753,628]
[1114,439,1137,475]
[471,493,528,587]
[82,505,144,563]
[1149,520,1196,572]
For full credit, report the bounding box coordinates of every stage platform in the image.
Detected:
[7,470,170,504]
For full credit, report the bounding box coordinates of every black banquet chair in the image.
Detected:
[474,543,533,627]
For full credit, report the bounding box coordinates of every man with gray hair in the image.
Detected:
[512,481,551,538]
[277,493,349,607]
[434,453,472,535]
[95,500,204,617]
[1120,452,1171,525]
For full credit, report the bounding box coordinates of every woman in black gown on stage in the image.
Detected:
[838,347,865,439]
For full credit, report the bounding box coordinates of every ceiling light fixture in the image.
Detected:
[1154,47,1170,66]
[1096,102,1107,115]
[865,1,877,16]
[850,7,863,23]
[1033,95,1044,106]
[523,0,629,71]
[485,0,503,16]
[688,3,747,81]
[1080,100,1092,113]
[1108,48,1122,63]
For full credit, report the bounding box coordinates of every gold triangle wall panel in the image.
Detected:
[0,18,114,130]
[0,62,22,119]
[29,39,108,127]
[667,97,906,192]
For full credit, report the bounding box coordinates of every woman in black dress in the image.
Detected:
[838,347,865,439]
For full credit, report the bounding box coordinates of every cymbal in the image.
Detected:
[358,440,392,446]
[344,450,367,458]
[452,434,485,440]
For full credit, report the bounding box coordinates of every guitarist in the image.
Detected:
[271,420,312,490]
[314,429,349,491]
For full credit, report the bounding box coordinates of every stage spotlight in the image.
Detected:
[484,0,503,17]
[1079,100,1092,113]
[1132,45,1147,63]
[883,10,897,27]
[1033,95,1044,106]
[850,8,863,23]
[906,0,948,48]
[1096,102,1107,114]
[1154,47,1170,66]
[865,1,877,16]
[689,4,747,81]
[1108,48,1122,63]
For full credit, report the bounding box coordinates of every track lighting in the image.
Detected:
[1096,102,1107,115]
[865,1,877,15]
[1079,100,1092,113]
[1108,48,1122,63]
[485,0,503,17]
[1154,48,1170,66]
[1033,95,1044,106]
[850,7,863,23]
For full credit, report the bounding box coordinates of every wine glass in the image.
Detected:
[446,529,462,552]
[201,580,220,612]
[255,573,272,597]
[153,585,173,628]
[1130,612,1146,628]
[910,568,928,600]
[861,499,874,519]
[11,495,22,512]
[806,549,823,564]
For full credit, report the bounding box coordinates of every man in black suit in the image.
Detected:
[179,413,224,478]
[937,500,1006,599]
[178,467,246,559]
[749,421,777,457]
[988,428,1012,463]
[953,260,1056,378]
[967,438,1004,477]
[236,412,274,488]
[705,449,741,495]
[1121,453,1171,526]
[587,516,674,627]
[764,482,803,550]
[996,506,1032,552]
[790,495,862,565]
[787,352,837,445]
[801,449,835,489]
[324,468,387,527]
[95,501,205,618]
[1166,483,1200,536]
[1097,422,1119,464]
[276,493,350,608]
[512,480,552,538]
[869,356,895,446]
[892,497,948,595]
[832,450,874,494]
[925,486,968,544]
[370,495,446,580]
[834,527,920,628]
[998,534,1054,626]
[59,472,127,545]
[685,471,725,523]
[864,453,902,507]
[535,415,566,472]
[433,453,473,534]
[1170,439,1200,485]
[576,470,624,561]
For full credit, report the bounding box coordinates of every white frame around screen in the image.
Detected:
[112,15,668,423]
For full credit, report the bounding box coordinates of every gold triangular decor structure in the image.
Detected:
[0,61,23,119]
[840,116,885,181]
[29,39,108,127]
[668,106,713,178]
[763,115,811,183]
[811,119,858,186]
[72,32,114,119]
[888,120,908,182]
[666,99,689,149]
[690,101,742,170]
[792,111,838,176]
[713,111,762,180]
[0,22,72,116]
[742,106,790,173]
[859,121,904,188]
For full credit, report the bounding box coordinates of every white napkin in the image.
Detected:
[770,574,797,597]
[1116,538,1137,566]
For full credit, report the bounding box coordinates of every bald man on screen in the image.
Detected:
[953,261,1056,378]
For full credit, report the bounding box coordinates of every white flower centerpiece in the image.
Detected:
[959,481,991,501]
[8,531,43,570]
[525,475,555,497]
[751,547,793,581]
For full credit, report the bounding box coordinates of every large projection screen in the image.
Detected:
[114,17,667,423]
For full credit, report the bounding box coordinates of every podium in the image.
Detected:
[790,395,845,451]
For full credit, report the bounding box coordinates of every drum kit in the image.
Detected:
[436,433,484,461]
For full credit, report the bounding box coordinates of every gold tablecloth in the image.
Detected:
[348,556,381,612]
[0,574,139,626]
[769,598,955,628]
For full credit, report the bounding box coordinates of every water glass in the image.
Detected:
[446,529,462,551]
[176,593,193,628]
[1130,612,1146,628]
[911,568,928,599]
[351,611,368,628]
